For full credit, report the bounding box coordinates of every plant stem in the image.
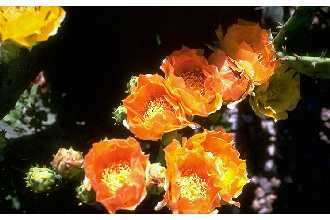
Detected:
[273,7,317,51]
[279,54,330,79]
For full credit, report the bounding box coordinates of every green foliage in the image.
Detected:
[0,41,40,119]
[2,84,51,133]
[274,7,317,51]
[279,54,330,79]
[0,130,6,154]
[0,41,22,64]
[4,194,21,210]
[207,110,232,131]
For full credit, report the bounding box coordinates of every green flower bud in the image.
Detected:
[50,147,83,180]
[126,75,138,93]
[25,166,61,193]
[75,177,96,205]
[112,105,127,125]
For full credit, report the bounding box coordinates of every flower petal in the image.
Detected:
[0,6,65,48]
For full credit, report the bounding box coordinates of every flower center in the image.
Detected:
[101,164,131,193]
[177,174,207,201]
[143,97,171,122]
[177,68,206,94]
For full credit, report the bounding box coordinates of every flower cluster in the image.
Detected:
[83,129,248,213]
[11,10,301,214]
[119,19,299,141]
[157,129,248,213]
[81,19,302,213]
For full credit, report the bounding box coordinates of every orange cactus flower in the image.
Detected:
[158,140,222,213]
[209,49,253,103]
[185,129,249,205]
[221,19,278,85]
[84,137,149,213]
[161,47,223,117]
[123,74,194,141]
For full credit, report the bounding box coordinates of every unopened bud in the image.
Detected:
[112,105,127,125]
[147,163,166,195]
[76,177,96,205]
[51,147,83,180]
[25,166,61,193]
[126,75,138,93]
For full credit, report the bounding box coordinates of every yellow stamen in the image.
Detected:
[144,100,165,120]
[101,164,131,193]
[143,97,172,124]
[177,174,207,201]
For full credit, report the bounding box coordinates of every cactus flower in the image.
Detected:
[221,19,278,85]
[161,47,223,117]
[157,129,249,213]
[123,74,195,141]
[185,129,249,205]
[0,6,66,48]
[157,140,222,213]
[84,137,149,213]
[209,49,253,104]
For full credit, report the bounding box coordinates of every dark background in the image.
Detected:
[0,6,330,213]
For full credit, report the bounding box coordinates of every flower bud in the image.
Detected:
[249,64,300,121]
[147,163,166,195]
[50,147,83,180]
[75,177,96,206]
[126,75,138,93]
[112,105,127,125]
[25,166,61,193]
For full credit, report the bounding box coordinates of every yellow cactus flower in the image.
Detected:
[160,140,222,213]
[185,129,249,205]
[0,6,65,48]
[157,129,249,213]
[249,64,301,121]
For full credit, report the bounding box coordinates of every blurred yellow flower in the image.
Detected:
[0,6,65,48]
[249,64,301,121]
